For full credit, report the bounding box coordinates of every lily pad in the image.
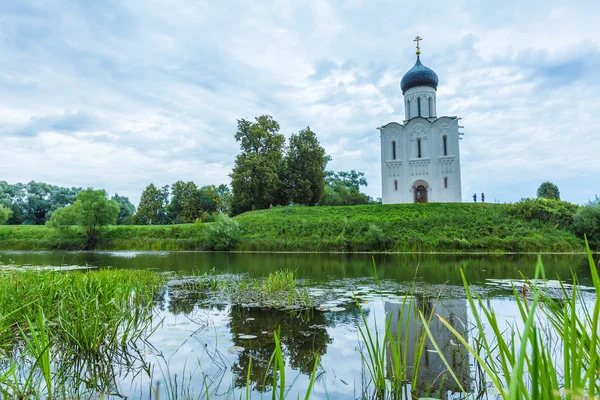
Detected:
[238,334,258,340]
[227,346,245,353]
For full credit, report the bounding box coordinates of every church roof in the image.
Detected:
[400,56,438,93]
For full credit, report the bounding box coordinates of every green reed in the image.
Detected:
[424,239,600,399]
[355,259,434,399]
[0,268,164,398]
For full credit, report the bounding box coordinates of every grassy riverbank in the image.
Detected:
[0,202,585,252]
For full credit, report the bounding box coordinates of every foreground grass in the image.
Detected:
[0,268,165,398]
[0,203,585,252]
[1,250,598,399]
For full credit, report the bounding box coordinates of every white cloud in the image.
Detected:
[0,0,599,205]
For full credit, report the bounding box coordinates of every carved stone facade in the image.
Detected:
[379,58,463,203]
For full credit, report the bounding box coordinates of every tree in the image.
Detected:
[134,184,170,225]
[282,127,328,205]
[48,189,119,249]
[216,184,232,214]
[167,181,202,223]
[112,194,136,225]
[230,115,285,215]
[21,181,81,225]
[73,189,119,249]
[537,181,560,200]
[0,181,80,225]
[197,185,220,214]
[319,170,370,206]
[0,181,25,224]
[46,204,79,235]
[0,205,12,225]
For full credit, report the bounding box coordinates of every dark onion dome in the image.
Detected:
[400,56,439,93]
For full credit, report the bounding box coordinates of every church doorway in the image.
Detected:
[415,185,427,203]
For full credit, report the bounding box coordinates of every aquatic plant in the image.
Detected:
[426,239,600,399]
[0,268,164,397]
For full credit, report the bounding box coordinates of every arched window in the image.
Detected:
[428,98,433,117]
[417,138,422,158]
[417,98,421,117]
[394,180,398,191]
[443,135,448,156]
[392,141,396,160]
[406,100,410,119]
[444,177,448,188]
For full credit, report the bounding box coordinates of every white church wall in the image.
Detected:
[380,115,462,204]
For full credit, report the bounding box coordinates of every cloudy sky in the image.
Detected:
[1,0,599,205]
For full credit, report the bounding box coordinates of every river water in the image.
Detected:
[0,251,595,399]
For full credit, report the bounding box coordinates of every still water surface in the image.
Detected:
[0,251,594,399]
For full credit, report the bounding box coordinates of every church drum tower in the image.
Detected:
[379,37,463,204]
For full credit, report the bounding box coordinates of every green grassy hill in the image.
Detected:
[235,203,582,252]
[0,203,584,252]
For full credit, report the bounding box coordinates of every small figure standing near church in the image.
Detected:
[473,193,477,202]
[481,192,485,202]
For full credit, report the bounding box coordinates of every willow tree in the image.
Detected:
[48,189,119,249]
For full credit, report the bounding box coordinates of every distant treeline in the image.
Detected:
[0,170,374,228]
[0,114,381,227]
[0,181,134,226]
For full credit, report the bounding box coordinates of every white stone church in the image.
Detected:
[379,38,463,204]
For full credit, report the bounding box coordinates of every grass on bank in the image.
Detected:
[0,202,588,252]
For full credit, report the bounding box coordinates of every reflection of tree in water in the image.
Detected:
[167,287,208,315]
[322,301,370,326]
[228,306,332,392]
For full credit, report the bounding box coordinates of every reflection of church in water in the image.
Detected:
[380,36,463,204]
[385,298,470,398]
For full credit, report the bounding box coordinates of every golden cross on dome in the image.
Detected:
[413,35,423,55]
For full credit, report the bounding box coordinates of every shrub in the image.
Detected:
[574,197,600,249]
[508,198,578,229]
[204,213,241,251]
[0,205,12,225]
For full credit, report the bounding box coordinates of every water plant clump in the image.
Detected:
[168,269,313,310]
[0,267,165,398]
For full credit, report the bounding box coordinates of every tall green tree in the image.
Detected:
[230,115,285,215]
[167,181,202,223]
[134,184,170,225]
[282,127,328,205]
[48,189,119,249]
[537,181,560,200]
[112,194,136,225]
